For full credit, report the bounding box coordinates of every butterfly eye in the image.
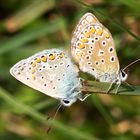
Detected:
[121,71,126,78]
[62,100,70,105]
[120,70,128,81]
[61,98,77,106]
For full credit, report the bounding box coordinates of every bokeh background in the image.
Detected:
[0,0,140,140]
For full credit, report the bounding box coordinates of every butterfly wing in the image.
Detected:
[10,49,81,100]
[71,13,120,79]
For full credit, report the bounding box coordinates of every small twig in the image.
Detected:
[82,80,140,96]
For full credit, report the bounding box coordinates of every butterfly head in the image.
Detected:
[61,98,77,106]
[60,81,82,106]
[119,69,128,83]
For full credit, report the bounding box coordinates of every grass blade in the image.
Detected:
[0,19,62,54]
[5,0,55,32]
[0,87,99,140]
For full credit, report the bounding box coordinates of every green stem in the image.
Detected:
[82,80,140,95]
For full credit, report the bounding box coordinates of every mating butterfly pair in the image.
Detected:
[10,13,128,106]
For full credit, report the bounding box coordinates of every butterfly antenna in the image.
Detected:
[123,58,140,71]
[46,103,62,134]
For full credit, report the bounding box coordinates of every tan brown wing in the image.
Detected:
[71,13,120,77]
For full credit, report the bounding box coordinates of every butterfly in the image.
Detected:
[71,12,128,92]
[10,49,87,106]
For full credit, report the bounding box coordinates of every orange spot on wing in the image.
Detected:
[104,33,110,39]
[90,27,95,34]
[78,43,85,49]
[49,54,55,60]
[97,28,103,36]
[31,62,36,67]
[31,68,35,74]
[35,58,41,63]
[41,56,47,62]
[58,53,64,58]
[32,75,36,80]
[84,31,90,38]
[81,38,88,43]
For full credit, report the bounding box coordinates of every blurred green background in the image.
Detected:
[0,0,140,140]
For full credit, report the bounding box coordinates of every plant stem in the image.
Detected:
[82,80,140,95]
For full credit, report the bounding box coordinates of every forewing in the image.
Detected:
[71,13,120,76]
[10,49,77,99]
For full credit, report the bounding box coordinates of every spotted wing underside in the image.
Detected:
[71,13,120,77]
[10,49,76,99]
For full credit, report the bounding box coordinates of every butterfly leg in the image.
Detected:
[79,94,90,101]
[124,81,134,91]
[114,83,121,94]
[107,81,114,94]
